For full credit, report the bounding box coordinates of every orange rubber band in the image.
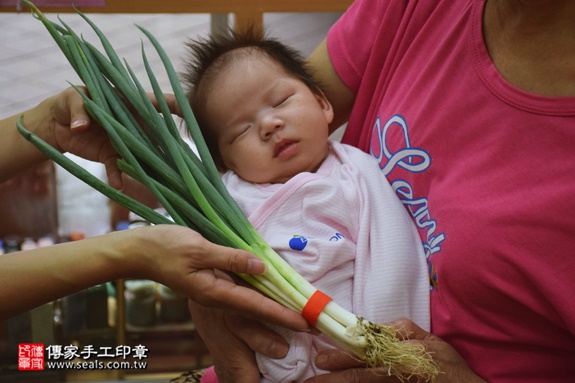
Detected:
[302,290,332,327]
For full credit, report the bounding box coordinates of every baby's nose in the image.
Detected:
[260,114,284,139]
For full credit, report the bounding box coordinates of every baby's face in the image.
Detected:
[204,55,333,184]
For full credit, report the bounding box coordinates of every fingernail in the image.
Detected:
[71,119,87,130]
[248,258,266,274]
[269,341,289,358]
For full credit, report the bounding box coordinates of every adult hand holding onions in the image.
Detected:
[0,85,304,330]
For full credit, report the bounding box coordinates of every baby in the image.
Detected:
[183,29,430,383]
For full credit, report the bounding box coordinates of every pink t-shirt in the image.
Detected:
[328,0,575,382]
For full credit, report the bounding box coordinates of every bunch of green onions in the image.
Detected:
[17,1,438,381]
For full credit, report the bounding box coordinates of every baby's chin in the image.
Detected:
[265,164,327,185]
[237,169,299,185]
[237,151,329,184]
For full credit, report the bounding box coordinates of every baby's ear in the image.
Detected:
[314,89,334,124]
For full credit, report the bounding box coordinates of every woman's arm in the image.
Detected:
[0,88,308,331]
[0,111,50,183]
[0,224,308,332]
[0,86,122,187]
[307,38,356,134]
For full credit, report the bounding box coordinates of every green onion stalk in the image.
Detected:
[17,1,438,381]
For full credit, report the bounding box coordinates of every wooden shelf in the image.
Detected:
[0,0,353,32]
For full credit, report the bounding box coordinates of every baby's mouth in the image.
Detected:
[274,139,298,158]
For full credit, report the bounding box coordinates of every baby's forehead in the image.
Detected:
[203,47,307,101]
[199,48,272,91]
[221,47,276,68]
[210,50,285,83]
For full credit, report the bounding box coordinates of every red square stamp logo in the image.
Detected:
[18,343,44,371]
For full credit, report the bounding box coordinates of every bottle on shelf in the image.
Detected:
[124,280,157,327]
[158,284,191,323]
[128,211,151,229]
[36,235,56,248]
[3,236,20,253]
[20,237,37,251]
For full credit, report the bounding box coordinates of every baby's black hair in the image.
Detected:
[181,27,322,169]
